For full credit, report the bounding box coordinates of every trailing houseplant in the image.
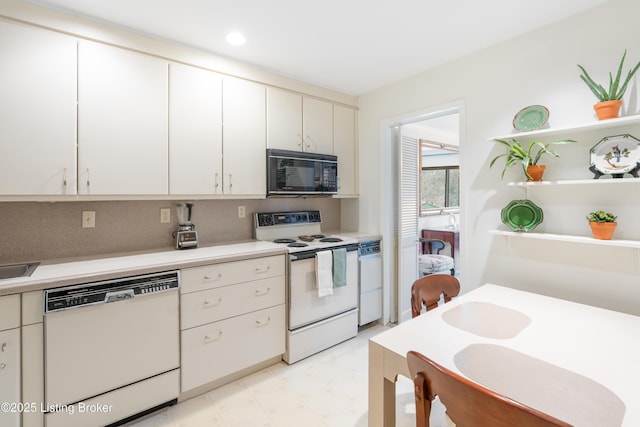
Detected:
[490,138,576,181]
[586,210,617,240]
[577,50,640,120]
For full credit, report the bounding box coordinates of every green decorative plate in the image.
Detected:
[501,200,543,232]
[512,105,549,132]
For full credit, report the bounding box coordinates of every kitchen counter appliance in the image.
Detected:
[358,239,382,325]
[266,149,338,197]
[43,271,180,427]
[255,210,358,363]
[175,202,198,249]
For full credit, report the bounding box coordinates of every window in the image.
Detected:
[420,165,459,214]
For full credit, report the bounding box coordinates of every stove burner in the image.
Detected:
[288,242,309,248]
[312,234,325,239]
[274,238,296,244]
[320,237,343,243]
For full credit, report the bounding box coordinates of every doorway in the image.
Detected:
[391,105,462,323]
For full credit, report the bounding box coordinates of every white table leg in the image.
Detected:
[369,340,397,427]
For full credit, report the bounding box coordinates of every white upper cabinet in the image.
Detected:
[222,76,266,197]
[77,41,169,195]
[267,88,334,154]
[333,105,358,196]
[0,21,77,196]
[169,63,223,195]
[267,88,303,151]
[303,97,334,154]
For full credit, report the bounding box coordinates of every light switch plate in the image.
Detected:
[82,211,96,228]
[160,208,171,223]
[238,205,246,218]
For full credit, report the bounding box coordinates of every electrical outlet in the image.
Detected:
[160,208,171,223]
[238,205,246,218]
[82,211,96,228]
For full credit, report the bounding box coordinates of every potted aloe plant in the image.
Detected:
[586,210,617,240]
[490,138,576,181]
[578,50,640,120]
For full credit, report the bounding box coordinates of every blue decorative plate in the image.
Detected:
[512,105,549,132]
[501,200,543,232]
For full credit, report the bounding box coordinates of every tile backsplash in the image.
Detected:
[0,198,341,264]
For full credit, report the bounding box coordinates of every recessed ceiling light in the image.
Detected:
[226,32,246,46]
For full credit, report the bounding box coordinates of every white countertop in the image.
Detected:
[0,240,287,296]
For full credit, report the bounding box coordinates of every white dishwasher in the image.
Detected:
[358,240,382,325]
[43,271,180,427]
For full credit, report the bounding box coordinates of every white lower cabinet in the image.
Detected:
[180,255,286,393]
[0,328,20,427]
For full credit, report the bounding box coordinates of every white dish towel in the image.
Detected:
[315,250,334,297]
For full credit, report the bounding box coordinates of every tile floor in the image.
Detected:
[128,323,449,427]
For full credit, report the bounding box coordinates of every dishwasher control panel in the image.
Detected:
[44,270,180,313]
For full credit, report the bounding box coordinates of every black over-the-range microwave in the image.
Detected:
[266,149,338,196]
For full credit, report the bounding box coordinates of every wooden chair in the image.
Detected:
[406,350,572,427]
[418,238,455,276]
[411,274,460,317]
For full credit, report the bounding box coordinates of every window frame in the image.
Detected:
[419,164,460,216]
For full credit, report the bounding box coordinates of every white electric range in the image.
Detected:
[254,210,359,363]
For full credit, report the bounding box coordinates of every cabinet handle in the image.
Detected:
[305,135,312,150]
[203,297,222,307]
[203,331,223,343]
[255,287,271,296]
[86,168,91,188]
[228,174,233,190]
[255,266,271,274]
[214,172,220,189]
[63,166,68,187]
[1,343,6,352]
[0,363,5,370]
[203,273,222,281]
[255,316,271,327]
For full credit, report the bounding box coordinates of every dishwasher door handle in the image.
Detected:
[105,289,135,303]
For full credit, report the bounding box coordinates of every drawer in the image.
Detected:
[181,255,285,294]
[0,295,20,331]
[180,305,285,392]
[22,291,43,326]
[181,275,285,329]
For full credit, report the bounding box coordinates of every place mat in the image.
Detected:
[454,343,626,427]
[441,302,531,339]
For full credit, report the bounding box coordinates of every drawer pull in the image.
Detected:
[255,287,271,296]
[1,343,6,352]
[203,297,222,307]
[0,363,5,370]
[255,266,271,274]
[204,331,223,343]
[255,316,271,327]
[203,273,222,281]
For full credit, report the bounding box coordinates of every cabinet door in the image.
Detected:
[266,87,303,151]
[303,97,333,154]
[169,63,223,195]
[333,105,357,196]
[0,21,77,196]
[222,76,266,196]
[0,328,20,427]
[78,41,168,195]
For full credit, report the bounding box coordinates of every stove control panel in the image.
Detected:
[255,210,322,228]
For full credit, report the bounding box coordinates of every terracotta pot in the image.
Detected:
[593,100,622,120]
[589,221,617,240]
[526,165,546,182]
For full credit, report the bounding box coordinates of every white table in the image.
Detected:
[368,284,640,426]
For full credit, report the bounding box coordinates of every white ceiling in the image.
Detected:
[25,0,610,96]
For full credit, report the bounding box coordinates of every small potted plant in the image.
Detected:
[578,50,640,120]
[586,210,617,240]
[490,138,576,181]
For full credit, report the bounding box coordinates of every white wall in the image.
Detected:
[355,0,640,315]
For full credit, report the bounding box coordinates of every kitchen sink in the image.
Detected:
[0,262,39,280]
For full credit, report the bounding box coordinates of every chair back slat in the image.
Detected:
[407,351,573,427]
